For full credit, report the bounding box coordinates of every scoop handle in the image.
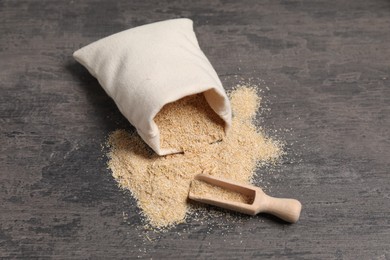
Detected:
[259,195,302,223]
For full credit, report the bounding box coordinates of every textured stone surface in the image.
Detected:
[1,0,389,258]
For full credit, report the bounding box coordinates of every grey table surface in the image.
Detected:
[1,0,390,259]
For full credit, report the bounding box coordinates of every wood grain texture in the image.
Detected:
[1,0,389,259]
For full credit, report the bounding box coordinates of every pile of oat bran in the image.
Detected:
[107,86,282,228]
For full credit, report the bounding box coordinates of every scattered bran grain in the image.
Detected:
[107,86,282,228]
[230,86,260,121]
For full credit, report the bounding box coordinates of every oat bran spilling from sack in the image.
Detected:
[107,86,282,228]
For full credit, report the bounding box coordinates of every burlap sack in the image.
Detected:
[73,18,232,155]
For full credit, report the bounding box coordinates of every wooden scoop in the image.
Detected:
[188,174,302,223]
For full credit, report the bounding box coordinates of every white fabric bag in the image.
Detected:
[73,18,232,155]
